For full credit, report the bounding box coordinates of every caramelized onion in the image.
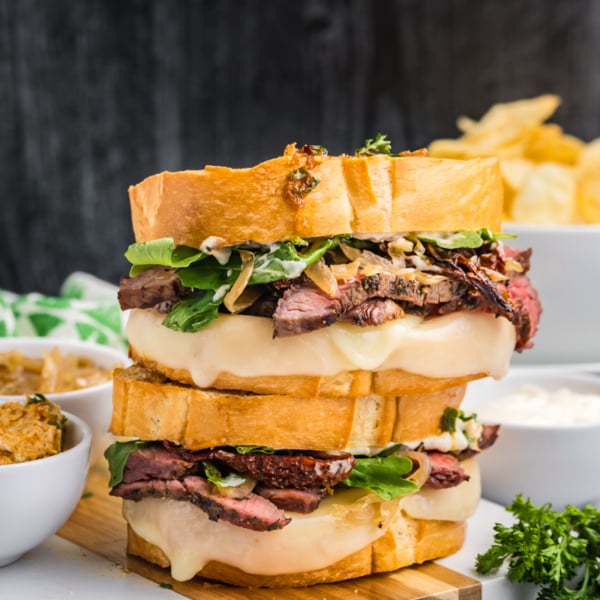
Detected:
[405,450,432,489]
[305,259,338,297]
[224,250,254,313]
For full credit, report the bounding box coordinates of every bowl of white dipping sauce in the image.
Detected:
[462,369,600,509]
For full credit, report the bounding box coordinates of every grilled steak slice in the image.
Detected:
[457,424,501,460]
[111,476,291,531]
[254,486,325,513]
[122,443,198,483]
[341,298,404,326]
[209,449,355,490]
[426,452,470,489]
[503,274,541,351]
[118,266,188,312]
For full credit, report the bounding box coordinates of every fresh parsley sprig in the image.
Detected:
[355,133,397,156]
[476,495,600,599]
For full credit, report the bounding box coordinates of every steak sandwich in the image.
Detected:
[106,142,541,587]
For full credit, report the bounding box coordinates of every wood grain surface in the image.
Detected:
[1,0,599,295]
[58,466,481,600]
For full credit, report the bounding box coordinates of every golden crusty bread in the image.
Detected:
[128,145,502,248]
[128,344,483,398]
[126,511,466,588]
[110,365,466,451]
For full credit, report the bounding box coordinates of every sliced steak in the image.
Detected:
[457,424,501,460]
[118,266,188,312]
[426,452,470,489]
[503,274,541,351]
[254,486,325,513]
[341,298,404,326]
[122,443,199,483]
[272,285,342,337]
[111,475,291,531]
[209,449,355,490]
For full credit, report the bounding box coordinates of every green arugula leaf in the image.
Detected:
[343,455,418,500]
[476,495,600,598]
[125,238,206,275]
[416,229,516,250]
[203,461,247,488]
[234,446,277,455]
[177,254,241,290]
[250,238,342,285]
[162,292,221,332]
[104,440,150,487]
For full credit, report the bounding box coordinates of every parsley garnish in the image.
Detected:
[356,133,396,156]
[476,495,600,598]
[441,407,477,434]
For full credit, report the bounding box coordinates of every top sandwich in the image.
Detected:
[118,141,541,399]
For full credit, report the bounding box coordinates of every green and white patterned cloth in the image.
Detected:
[0,272,127,352]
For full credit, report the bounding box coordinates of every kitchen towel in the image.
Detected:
[0,272,127,352]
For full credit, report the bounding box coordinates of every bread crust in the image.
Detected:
[128,148,502,247]
[126,514,466,588]
[110,365,467,450]
[128,344,483,398]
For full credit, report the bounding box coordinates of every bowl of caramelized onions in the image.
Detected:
[0,337,127,465]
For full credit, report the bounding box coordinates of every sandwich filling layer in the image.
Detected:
[127,309,516,388]
[123,458,480,580]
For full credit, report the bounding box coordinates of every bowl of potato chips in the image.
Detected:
[430,95,600,365]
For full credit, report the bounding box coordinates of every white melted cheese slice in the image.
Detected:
[127,310,515,388]
[400,457,481,521]
[124,488,393,581]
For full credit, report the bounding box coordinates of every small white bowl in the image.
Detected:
[0,337,128,465]
[463,369,600,509]
[506,223,600,366]
[0,411,91,566]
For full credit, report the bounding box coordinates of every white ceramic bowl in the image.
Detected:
[0,337,128,465]
[506,223,600,366]
[0,411,91,566]
[463,369,600,509]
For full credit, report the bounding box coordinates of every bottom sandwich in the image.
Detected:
[106,365,495,587]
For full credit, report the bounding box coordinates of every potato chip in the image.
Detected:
[525,124,584,164]
[429,95,597,225]
[577,172,600,223]
[429,95,562,161]
[578,137,600,172]
[511,163,576,225]
[500,158,535,193]
[576,139,600,223]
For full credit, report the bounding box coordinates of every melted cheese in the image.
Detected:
[124,465,481,582]
[127,310,515,388]
[123,488,393,581]
[400,457,481,521]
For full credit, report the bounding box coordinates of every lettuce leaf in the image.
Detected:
[416,229,516,250]
[343,455,418,500]
[125,238,205,275]
[104,440,150,487]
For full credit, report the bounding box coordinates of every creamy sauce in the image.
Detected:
[476,384,600,426]
[127,310,515,387]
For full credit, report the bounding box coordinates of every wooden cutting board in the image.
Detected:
[58,466,481,599]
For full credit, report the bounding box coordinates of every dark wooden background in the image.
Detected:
[2,0,599,294]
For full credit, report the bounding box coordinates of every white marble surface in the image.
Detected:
[0,499,536,599]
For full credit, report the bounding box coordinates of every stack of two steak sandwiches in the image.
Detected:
[106,143,541,588]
